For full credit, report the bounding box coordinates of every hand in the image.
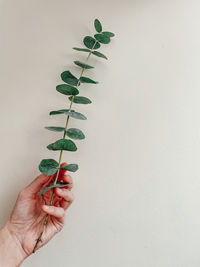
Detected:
[0,163,74,266]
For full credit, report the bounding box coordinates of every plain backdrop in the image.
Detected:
[0,0,200,266]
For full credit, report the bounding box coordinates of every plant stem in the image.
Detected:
[32,41,97,253]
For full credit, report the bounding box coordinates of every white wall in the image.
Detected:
[0,0,200,266]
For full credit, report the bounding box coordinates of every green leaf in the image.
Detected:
[94,19,102,33]
[73,47,91,52]
[94,33,110,44]
[49,109,87,120]
[80,76,98,84]
[74,61,94,69]
[69,96,92,104]
[92,51,107,60]
[39,159,59,175]
[45,126,65,132]
[47,139,77,151]
[61,71,79,86]
[102,31,115,38]
[56,84,79,96]
[38,182,69,196]
[83,36,101,49]
[60,164,79,172]
[66,128,85,140]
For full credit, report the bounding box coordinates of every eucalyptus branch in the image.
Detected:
[32,18,114,253]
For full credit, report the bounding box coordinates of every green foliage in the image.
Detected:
[80,76,98,84]
[66,128,85,140]
[47,139,77,151]
[83,36,101,49]
[102,31,115,38]
[68,96,92,104]
[94,19,102,33]
[92,51,107,59]
[39,159,59,175]
[60,164,79,172]
[74,61,94,69]
[38,182,69,196]
[61,71,79,85]
[73,47,90,52]
[94,33,110,44]
[38,18,114,214]
[45,126,65,132]
[56,84,79,95]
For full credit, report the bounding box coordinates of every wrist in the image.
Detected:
[0,223,27,267]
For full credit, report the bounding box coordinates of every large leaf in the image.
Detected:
[47,139,77,151]
[45,126,65,132]
[50,109,87,120]
[80,76,98,84]
[74,61,94,69]
[61,71,79,86]
[60,164,79,172]
[92,51,107,60]
[56,84,79,96]
[69,96,92,104]
[94,19,102,33]
[94,33,110,44]
[38,182,69,196]
[83,36,101,49]
[39,159,59,175]
[73,47,90,52]
[66,128,85,140]
[102,31,115,38]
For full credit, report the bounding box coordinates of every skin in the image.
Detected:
[0,163,74,267]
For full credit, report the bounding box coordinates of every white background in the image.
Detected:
[0,0,200,266]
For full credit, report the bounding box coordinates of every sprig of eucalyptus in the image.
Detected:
[32,18,114,253]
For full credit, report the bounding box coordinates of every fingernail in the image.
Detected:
[57,188,62,193]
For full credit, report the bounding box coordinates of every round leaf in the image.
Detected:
[92,51,107,60]
[49,109,87,120]
[94,19,102,33]
[38,182,69,196]
[80,76,98,84]
[66,128,85,140]
[69,96,92,104]
[56,84,79,96]
[83,36,101,49]
[102,31,115,38]
[60,164,79,172]
[94,33,110,44]
[47,139,77,151]
[74,61,94,69]
[39,159,59,175]
[61,71,79,86]
[45,126,65,132]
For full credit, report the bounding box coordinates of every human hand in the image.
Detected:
[0,163,74,266]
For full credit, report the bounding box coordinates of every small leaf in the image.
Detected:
[66,128,85,140]
[92,51,107,60]
[94,33,110,44]
[80,76,98,84]
[69,96,92,104]
[61,71,79,86]
[73,47,91,52]
[56,84,79,96]
[60,164,79,172]
[74,61,94,69]
[38,182,69,196]
[47,139,77,151]
[39,159,59,175]
[102,31,115,38]
[45,126,65,132]
[69,110,87,120]
[83,36,101,49]
[49,109,87,120]
[94,19,102,33]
